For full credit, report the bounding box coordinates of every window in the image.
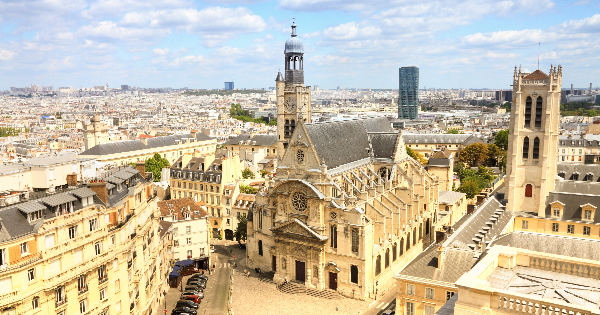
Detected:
[533,137,540,159]
[535,96,543,128]
[186,226,191,234]
[174,240,179,247]
[330,225,337,249]
[385,249,390,268]
[351,229,359,254]
[116,301,121,312]
[185,213,190,219]
[425,305,435,315]
[56,286,66,305]
[523,137,529,159]
[187,250,192,257]
[79,298,87,314]
[115,279,120,292]
[100,287,107,301]
[226,218,230,225]
[585,210,592,220]
[49,168,55,180]
[95,241,102,255]
[89,218,98,232]
[20,242,29,256]
[32,297,39,309]
[525,184,532,197]
[552,223,559,232]
[28,268,35,281]
[553,208,560,217]
[350,265,358,284]
[406,302,415,315]
[392,243,397,261]
[584,226,591,236]
[186,238,192,245]
[406,284,415,296]
[426,287,434,299]
[0,248,6,267]
[568,225,574,234]
[521,220,528,230]
[446,291,455,301]
[98,265,107,281]
[78,275,87,293]
[524,96,532,128]
[110,235,116,245]
[375,255,381,276]
[400,239,404,256]
[258,240,263,256]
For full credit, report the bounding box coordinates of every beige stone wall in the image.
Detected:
[395,278,456,315]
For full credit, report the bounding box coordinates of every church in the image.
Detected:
[246,23,442,300]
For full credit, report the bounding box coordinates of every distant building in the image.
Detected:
[224,82,234,90]
[121,85,129,90]
[399,66,419,119]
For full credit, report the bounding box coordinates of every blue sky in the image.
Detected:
[0,0,599,90]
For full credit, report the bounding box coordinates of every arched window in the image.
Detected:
[533,137,540,159]
[406,234,410,251]
[400,238,404,256]
[525,184,533,197]
[419,224,423,240]
[350,265,358,284]
[375,255,381,276]
[392,243,397,261]
[258,240,263,256]
[413,228,417,245]
[535,97,543,128]
[385,249,390,268]
[425,218,430,235]
[523,137,529,159]
[524,96,532,128]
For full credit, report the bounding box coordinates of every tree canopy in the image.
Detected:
[459,143,488,166]
[406,146,428,165]
[239,184,258,194]
[494,129,509,151]
[234,213,247,243]
[242,168,255,179]
[145,153,170,182]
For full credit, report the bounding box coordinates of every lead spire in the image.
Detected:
[291,21,297,37]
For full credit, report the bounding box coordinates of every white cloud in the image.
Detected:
[486,51,520,58]
[132,55,142,60]
[152,48,170,56]
[0,49,15,60]
[322,22,380,41]
[77,21,171,44]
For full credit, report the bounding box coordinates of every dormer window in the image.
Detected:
[581,203,596,221]
[185,213,191,219]
[28,210,43,222]
[117,184,122,191]
[550,201,565,218]
[173,215,177,221]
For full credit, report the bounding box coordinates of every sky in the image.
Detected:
[0,0,599,90]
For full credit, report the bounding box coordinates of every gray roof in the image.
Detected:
[224,134,277,147]
[541,189,600,223]
[368,133,398,159]
[400,246,478,283]
[436,293,458,315]
[492,232,600,261]
[16,201,47,214]
[40,193,77,207]
[80,132,212,156]
[438,190,466,205]
[557,163,600,182]
[25,153,78,167]
[70,187,96,198]
[403,134,483,145]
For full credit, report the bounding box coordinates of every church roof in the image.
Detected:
[523,69,549,80]
[285,22,304,54]
[80,132,212,156]
[369,133,398,159]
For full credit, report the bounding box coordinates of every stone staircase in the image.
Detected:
[258,271,275,284]
[276,281,343,300]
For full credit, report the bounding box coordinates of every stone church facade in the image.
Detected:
[246,23,440,300]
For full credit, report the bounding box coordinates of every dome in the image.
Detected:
[284,22,304,54]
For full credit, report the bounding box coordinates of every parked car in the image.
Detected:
[171,307,197,315]
[181,292,204,299]
[176,300,199,309]
[180,295,201,304]
[382,310,395,315]
[186,281,206,289]
[190,274,208,281]
[184,286,204,292]
[187,277,207,284]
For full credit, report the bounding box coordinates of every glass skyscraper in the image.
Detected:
[398,67,419,119]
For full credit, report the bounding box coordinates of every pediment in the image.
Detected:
[271,218,328,242]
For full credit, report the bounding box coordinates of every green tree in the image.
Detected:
[459,143,488,166]
[406,146,428,165]
[234,213,247,243]
[494,129,509,151]
[268,119,277,126]
[456,180,482,199]
[242,168,255,179]
[239,184,258,194]
[0,127,19,137]
[447,128,460,134]
[486,144,504,167]
[145,153,170,182]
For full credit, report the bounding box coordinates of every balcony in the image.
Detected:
[98,276,108,285]
[56,298,67,308]
[78,286,88,295]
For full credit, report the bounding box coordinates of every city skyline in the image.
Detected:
[0,0,599,90]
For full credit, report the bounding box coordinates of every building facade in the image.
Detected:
[399,67,419,120]
[0,166,166,315]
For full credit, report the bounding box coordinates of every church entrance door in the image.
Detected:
[329,272,337,291]
[295,260,305,282]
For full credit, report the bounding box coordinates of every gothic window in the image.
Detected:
[535,96,543,128]
[426,219,430,235]
[385,249,390,268]
[525,184,533,197]
[524,96,532,128]
[351,229,359,254]
[523,137,529,159]
[291,192,307,212]
[297,150,304,164]
[375,255,381,276]
[350,265,358,284]
[392,243,397,261]
[533,137,540,159]
[400,238,404,256]
[413,228,417,245]
[406,234,411,251]
[330,225,337,249]
[258,240,263,256]
[378,167,390,180]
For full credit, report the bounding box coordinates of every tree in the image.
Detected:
[145,153,170,182]
[447,128,460,134]
[234,213,247,243]
[268,119,277,126]
[456,180,481,199]
[239,184,258,194]
[406,146,428,165]
[486,144,504,167]
[494,129,509,151]
[459,143,488,166]
[242,168,255,179]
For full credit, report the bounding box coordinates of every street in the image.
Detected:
[364,288,397,315]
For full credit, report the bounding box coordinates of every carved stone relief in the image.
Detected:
[282,258,287,270]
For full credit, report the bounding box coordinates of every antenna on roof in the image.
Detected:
[537,42,540,70]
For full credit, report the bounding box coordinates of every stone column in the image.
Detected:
[318,251,325,290]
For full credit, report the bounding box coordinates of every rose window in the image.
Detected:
[291,192,307,212]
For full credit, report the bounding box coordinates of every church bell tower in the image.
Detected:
[276,22,312,161]
[506,65,562,217]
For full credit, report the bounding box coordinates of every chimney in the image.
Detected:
[66,173,78,187]
[135,161,146,175]
[191,130,198,139]
[88,180,108,203]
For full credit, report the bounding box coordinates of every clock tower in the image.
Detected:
[276,22,312,161]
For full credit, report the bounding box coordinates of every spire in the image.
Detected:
[291,22,297,37]
[276,71,284,82]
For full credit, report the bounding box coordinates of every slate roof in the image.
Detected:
[80,132,213,156]
[368,133,398,159]
[542,190,600,223]
[438,191,465,205]
[40,193,78,207]
[403,134,483,145]
[224,134,277,146]
[399,246,478,283]
[70,188,97,198]
[557,163,600,182]
[492,232,600,261]
[15,201,47,214]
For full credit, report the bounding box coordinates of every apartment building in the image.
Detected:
[0,166,167,315]
[403,134,484,158]
[158,198,210,268]
[169,150,243,240]
[558,135,600,163]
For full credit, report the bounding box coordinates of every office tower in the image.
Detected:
[224,82,234,90]
[398,67,419,119]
